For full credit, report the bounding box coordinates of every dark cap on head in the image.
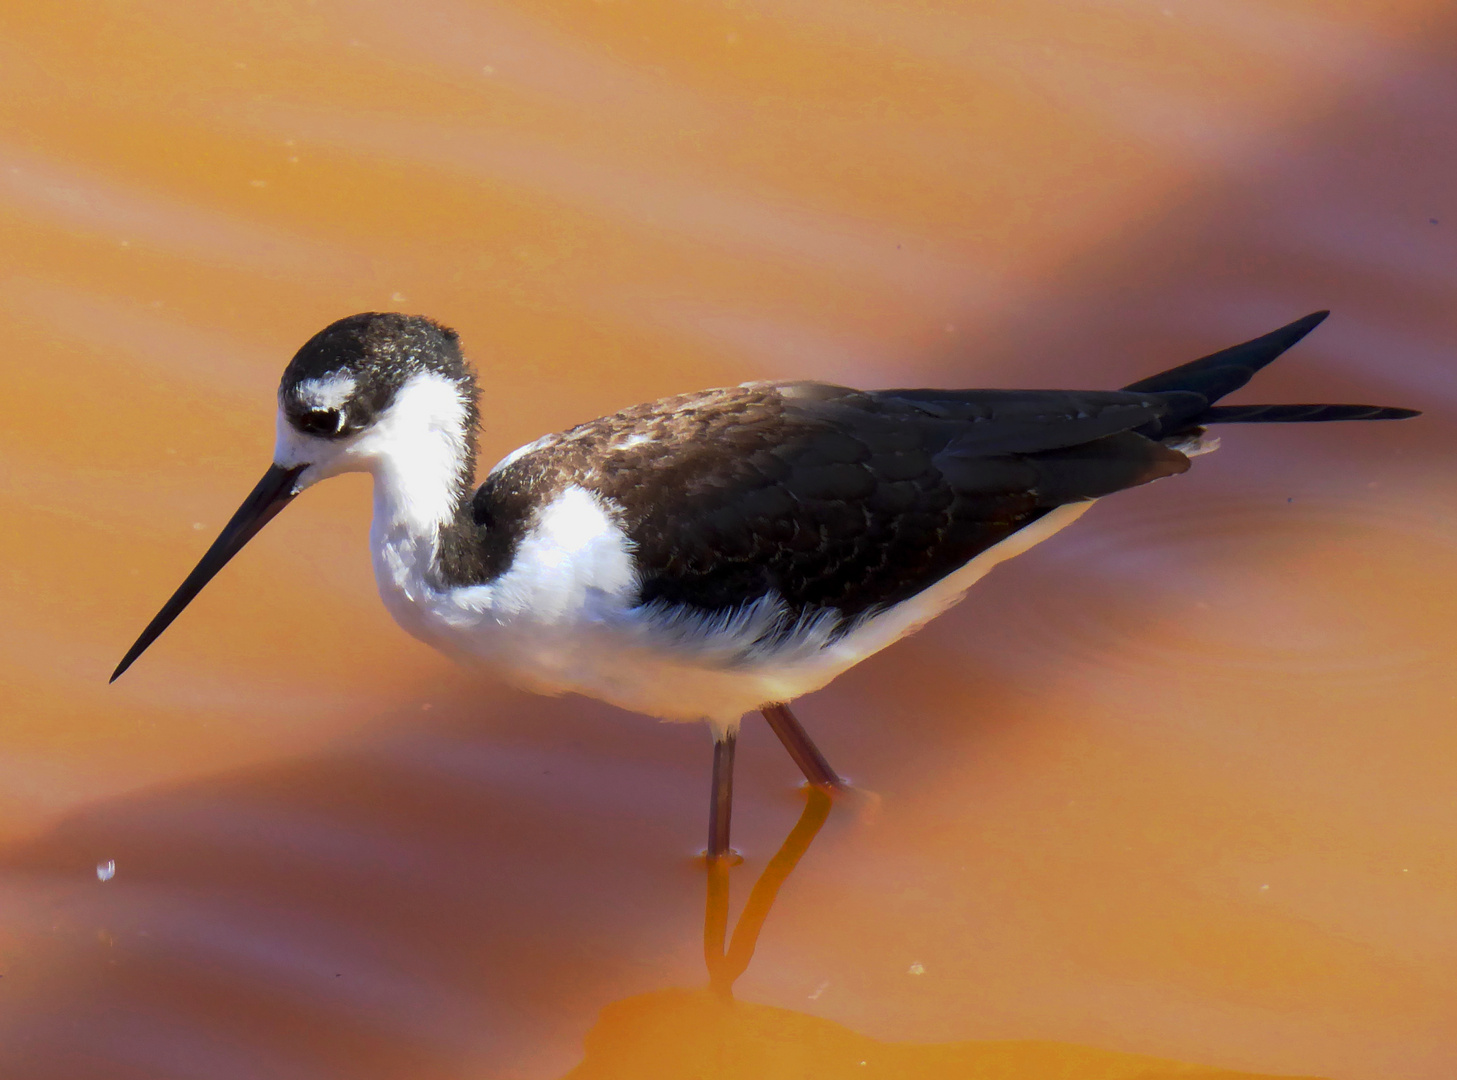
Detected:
[280,313,476,438]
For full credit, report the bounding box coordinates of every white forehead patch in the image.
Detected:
[294,372,357,410]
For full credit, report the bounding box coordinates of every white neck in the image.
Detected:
[358,371,474,548]
[354,374,478,652]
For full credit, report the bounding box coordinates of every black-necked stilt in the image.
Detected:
[112,311,1417,857]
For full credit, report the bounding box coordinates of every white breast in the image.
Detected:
[373,483,647,696]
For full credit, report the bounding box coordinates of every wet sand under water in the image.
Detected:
[1,1,1455,1078]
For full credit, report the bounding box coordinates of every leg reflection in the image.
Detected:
[704,787,834,999]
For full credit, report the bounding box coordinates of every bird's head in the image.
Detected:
[275,312,478,490]
[112,312,479,682]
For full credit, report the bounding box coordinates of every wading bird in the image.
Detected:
[113,311,1416,857]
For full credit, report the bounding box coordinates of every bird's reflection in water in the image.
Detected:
[704,788,834,1001]
[565,789,1324,1080]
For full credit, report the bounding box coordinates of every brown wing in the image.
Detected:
[465,382,1191,621]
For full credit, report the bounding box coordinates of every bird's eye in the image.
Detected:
[297,408,342,436]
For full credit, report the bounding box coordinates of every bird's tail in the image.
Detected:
[1124,312,1419,439]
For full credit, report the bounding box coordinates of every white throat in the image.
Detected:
[358,371,474,545]
[351,373,477,645]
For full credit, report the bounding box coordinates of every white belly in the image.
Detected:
[373,488,1094,734]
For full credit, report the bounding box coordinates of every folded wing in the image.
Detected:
[474,382,1192,624]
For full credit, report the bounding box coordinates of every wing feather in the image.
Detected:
[468,381,1190,620]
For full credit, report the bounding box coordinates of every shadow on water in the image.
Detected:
[568,789,1322,1080]
[0,706,1331,1080]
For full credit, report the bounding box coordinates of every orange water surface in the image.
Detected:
[1,2,1455,1078]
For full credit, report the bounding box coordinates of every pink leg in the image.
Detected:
[707,730,737,860]
[761,702,843,789]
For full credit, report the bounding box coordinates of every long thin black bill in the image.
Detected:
[111,463,305,683]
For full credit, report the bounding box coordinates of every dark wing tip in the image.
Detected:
[1199,402,1422,424]
[1273,310,1330,349]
